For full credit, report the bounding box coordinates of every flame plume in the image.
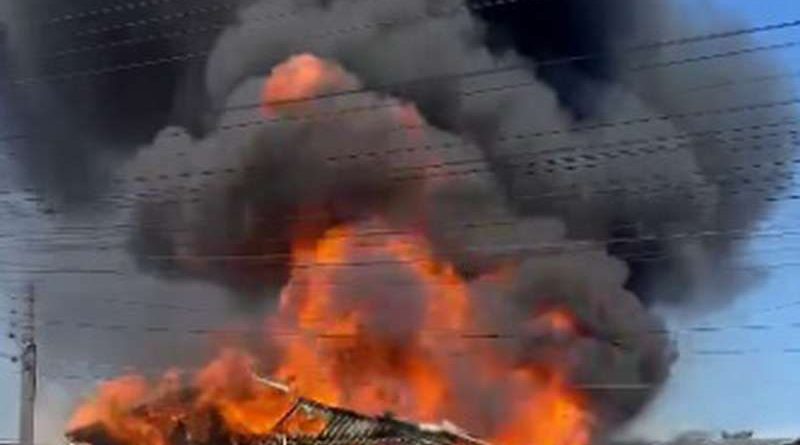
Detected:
[69,221,593,445]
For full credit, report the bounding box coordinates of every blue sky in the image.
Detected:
[2,0,800,442]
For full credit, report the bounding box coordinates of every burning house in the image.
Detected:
[67,375,488,445]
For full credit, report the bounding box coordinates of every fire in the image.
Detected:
[70,221,593,445]
[260,53,359,116]
[69,53,594,445]
[497,370,591,445]
[535,308,581,337]
[68,375,165,445]
[191,351,295,436]
[269,222,592,445]
[271,222,466,420]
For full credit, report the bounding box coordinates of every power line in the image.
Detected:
[0,52,792,256]
[0,105,790,215]
[36,347,800,385]
[629,40,800,72]
[327,117,800,166]
[88,173,795,214]
[86,105,796,189]
[41,99,800,192]
[513,173,797,205]
[2,301,800,339]
[1,48,798,154]
[133,224,800,265]
[1,61,796,150]
[1,220,797,269]
[34,0,521,62]
[67,2,236,38]
[39,0,800,68]
[3,293,220,315]
[7,110,799,206]
[691,348,800,356]
[0,174,788,243]
[393,158,795,193]
[0,203,794,265]
[673,68,800,96]
[755,298,800,314]
[78,166,799,214]
[386,135,798,183]
[0,268,122,276]
[130,62,800,132]
[39,0,512,29]
[7,250,800,277]
[41,0,197,25]
[26,364,770,385]
[10,13,800,90]
[1,177,799,253]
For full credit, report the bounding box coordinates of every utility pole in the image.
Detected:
[17,284,36,445]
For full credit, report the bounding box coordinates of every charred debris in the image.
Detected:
[67,380,488,445]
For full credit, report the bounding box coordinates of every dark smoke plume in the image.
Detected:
[120,0,796,309]
[118,0,796,428]
[0,0,239,202]
[464,0,796,308]
[2,0,795,438]
[471,0,634,119]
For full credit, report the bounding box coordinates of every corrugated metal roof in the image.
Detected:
[264,398,485,445]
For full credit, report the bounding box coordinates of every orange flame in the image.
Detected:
[69,222,593,445]
[68,375,165,445]
[260,53,358,117]
[276,222,591,445]
[536,308,581,337]
[496,370,591,445]
[270,223,467,420]
[192,351,295,436]
[68,352,296,445]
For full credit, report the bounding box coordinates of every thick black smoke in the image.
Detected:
[465,0,795,308]
[1,0,795,437]
[131,0,791,311]
[1,0,238,202]
[471,0,634,120]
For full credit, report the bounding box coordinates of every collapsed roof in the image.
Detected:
[67,392,488,445]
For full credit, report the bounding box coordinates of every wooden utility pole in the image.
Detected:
[18,284,36,445]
